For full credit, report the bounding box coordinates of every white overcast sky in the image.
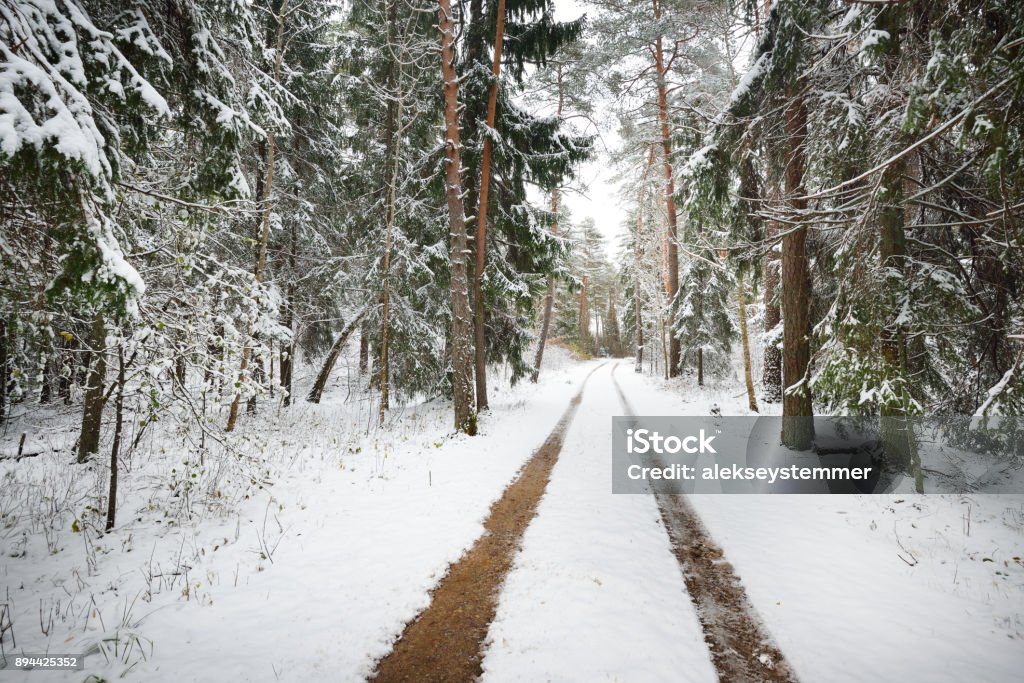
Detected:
[549,0,628,262]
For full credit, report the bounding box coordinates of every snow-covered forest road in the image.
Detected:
[3,354,1023,682]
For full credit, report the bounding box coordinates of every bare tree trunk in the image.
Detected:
[358,326,369,376]
[78,315,107,463]
[307,306,369,404]
[472,0,507,411]
[661,318,669,380]
[781,92,814,450]
[105,346,124,532]
[531,65,564,383]
[58,333,72,404]
[379,0,404,426]
[579,274,589,349]
[280,223,295,406]
[0,317,6,421]
[696,266,704,386]
[738,272,759,413]
[634,225,644,371]
[531,190,558,382]
[439,0,477,434]
[226,0,290,432]
[653,0,680,377]
[762,204,783,402]
[634,144,655,373]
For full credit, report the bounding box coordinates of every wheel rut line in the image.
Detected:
[370,361,608,682]
[610,363,798,683]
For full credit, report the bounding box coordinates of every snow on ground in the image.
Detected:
[481,362,717,683]
[613,366,1024,683]
[3,345,1022,682]
[0,345,598,682]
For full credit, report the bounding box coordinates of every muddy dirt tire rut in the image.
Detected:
[370,363,606,682]
[611,363,798,683]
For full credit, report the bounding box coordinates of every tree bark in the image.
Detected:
[380,0,403,426]
[781,92,814,450]
[634,144,656,373]
[531,66,564,383]
[280,223,295,406]
[358,326,369,376]
[226,0,290,432]
[579,274,589,350]
[472,0,507,411]
[77,315,107,463]
[0,317,6,421]
[306,306,369,404]
[653,0,680,377]
[105,346,124,532]
[762,204,783,402]
[438,0,477,434]
[531,188,558,382]
[738,272,759,413]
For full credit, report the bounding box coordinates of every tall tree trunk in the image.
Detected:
[379,0,403,426]
[105,346,124,532]
[634,211,645,372]
[634,144,656,373]
[781,92,814,450]
[696,265,705,386]
[358,326,369,376]
[438,0,477,434]
[0,317,6,421]
[78,315,107,463]
[661,318,669,380]
[531,66,564,383]
[226,0,290,432]
[531,189,559,382]
[738,272,759,413]
[472,0,507,411]
[879,158,919,483]
[653,0,680,377]
[307,307,369,404]
[579,274,589,349]
[280,225,295,406]
[762,202,783,402]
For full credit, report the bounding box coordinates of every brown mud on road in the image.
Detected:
[371,363,606,682]
[611,363,797,683]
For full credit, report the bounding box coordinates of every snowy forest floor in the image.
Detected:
[1,347,1023,682]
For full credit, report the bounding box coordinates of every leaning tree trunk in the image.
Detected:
[306,307,369,404]
[471,0,507,411]
[653,0,680,377]
[439,0,477,434]
[77,315,107,463]
[781,91,814,450]
[226,0,290,432]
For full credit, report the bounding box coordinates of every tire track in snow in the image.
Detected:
[370,362,607,682]
[611,363,798,683]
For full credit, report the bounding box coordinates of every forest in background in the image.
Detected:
[1,0,1023,519]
